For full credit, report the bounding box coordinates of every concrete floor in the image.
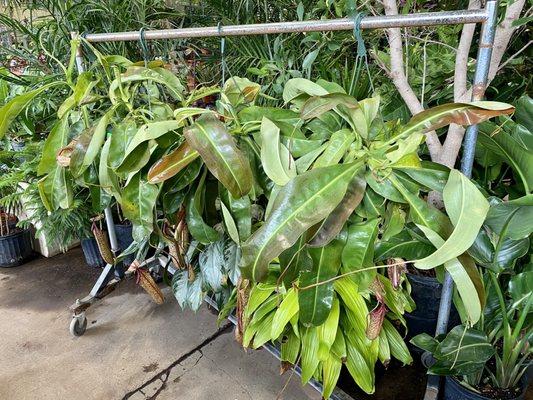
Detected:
[0,248,319,400]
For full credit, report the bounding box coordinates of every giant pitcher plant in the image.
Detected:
[0,49,515,397]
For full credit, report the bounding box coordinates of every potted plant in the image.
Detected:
[411,267,531,400]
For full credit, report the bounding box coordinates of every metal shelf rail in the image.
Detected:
[68,3,500,399]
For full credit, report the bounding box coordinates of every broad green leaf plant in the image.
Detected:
[0,44,515,397]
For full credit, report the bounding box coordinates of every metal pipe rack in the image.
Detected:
[69,3,500,399]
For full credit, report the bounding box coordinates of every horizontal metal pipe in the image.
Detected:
[84,9,487,42]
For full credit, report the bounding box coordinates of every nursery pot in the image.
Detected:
[0,228,34,268]
[81,238,106,268]
[115,222,134,267]
[444,376,527,400]
[405,273,460,344]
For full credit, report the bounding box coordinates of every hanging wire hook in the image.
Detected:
[351,12,376,95]
[217,22,226,86]
[139,27,149,68]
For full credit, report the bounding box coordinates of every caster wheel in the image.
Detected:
[70,314,87,337]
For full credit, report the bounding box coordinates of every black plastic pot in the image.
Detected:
[444,376,527,400]
[0,228,34,268]
[115,223,134,267]
[81,238,106,268]
[405,273,460,344]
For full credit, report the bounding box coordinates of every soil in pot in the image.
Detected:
[444,376,528,400]
[0,228,34,267]
[81,238,106,268]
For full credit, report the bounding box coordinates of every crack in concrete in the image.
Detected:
[122,322,232,400]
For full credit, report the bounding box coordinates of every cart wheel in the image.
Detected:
[70,314,87,337]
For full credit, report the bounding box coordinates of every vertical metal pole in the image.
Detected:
[424,2,499,399]
[461,0,499,176]
[70,32,120,259]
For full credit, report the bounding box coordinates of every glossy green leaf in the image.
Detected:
[241,162,360,282]
[410,333,439,353]
[415,170,489,269]
[309,174,365,247]
[198,240,224,291]
[118,120,180,173]
[401,101,514,137]
[322,354,342,399]
[220,189,252,242]
[300,93,358,120]
[120,173,160,242]
[184,114,252,198]
[280,330,301,364]
[0,82,63,139]
[345,333,375,394]
[314,129,353,168]
[185,170,221,244]
[394,161,450,192]
[271,289,299,340]
[509,271,533,310]
[37,166,73,211]
[485,195,533,240]
[283,78,329,104]
[260,117,296,186]
[478,126,533,193]
[279,236,312,288]
[147,141,199,183]
[80,112,112,174]
[317,296,340,360]
[299,236,345,326]
[300,326,320,384]
[417,225,483,324]
[374,231,435,261]
[341,219,380,289]
[108,120,137,170]
[38,118,69,175]
[98,137,122,202]
[58,72,98,118]
[382,319,412,365]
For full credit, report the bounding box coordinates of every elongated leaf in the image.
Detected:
[241,163,360,282]
[478,126,533,193]
[415,170,489,269]
[382,319,412,365]
[220,189,252,242]
[299,236,345,326]
[345,333,375,394]
[401,101,514,137]
[148,141,199,183]
[283,78,329,104]
[108,120,137,170]
[0,81,63,139]
[509,271,533,310]
[81,112,112,173]
[38,118,69,175]
[184,114,252,198]
[271,289,299,340]
[58,72,98,118]
[341,219,380,289]
[186,170,221,244]
[38,166,73,211]
[300,327,320,384]
[260,117,296,186]
[281,330,301,364]
[121,173,160,242]
[318,296,340,360]
[309,174,366,247]
[300,93,358,120]
[199,240,224,291]
[99,137,122,202]
[375,232,434,261]
[418,225,482,324]
[394,161,450,192]
[322,354,342,399]
[314,129,353,168]
[392,176,450,237]
[118,120,180,173]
